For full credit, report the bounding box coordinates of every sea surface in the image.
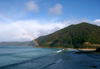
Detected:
[0,46,100,69]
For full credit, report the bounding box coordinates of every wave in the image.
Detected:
[40,59,62,69]
[54,49,64,53]
[55,59,62,63]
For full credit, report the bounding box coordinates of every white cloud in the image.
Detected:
[14,20,66,37]
[0,23,28,42]
[0,19,66,42]
[62,18,90,26]
[94,19,100,23]
[48,4,63,15]
[93,19,100,26]
[25,1,39,12]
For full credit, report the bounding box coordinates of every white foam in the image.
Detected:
[57,50,62,53]
[54,49,64,53]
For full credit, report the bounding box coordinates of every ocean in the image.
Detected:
[0,46,100,69]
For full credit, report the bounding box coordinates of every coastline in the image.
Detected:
[39,47,96,51]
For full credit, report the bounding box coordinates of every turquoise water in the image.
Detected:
[0,46,61,68]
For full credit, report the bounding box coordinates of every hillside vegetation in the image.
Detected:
[29,22,100,48]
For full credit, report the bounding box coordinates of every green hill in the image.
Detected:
[29,22,100,48]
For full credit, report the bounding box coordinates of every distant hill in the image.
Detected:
[0,41,31,46]
[29,22,100,48]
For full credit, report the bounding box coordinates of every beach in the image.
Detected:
[77,48,96,51]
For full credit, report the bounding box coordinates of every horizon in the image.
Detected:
[0,0,100,42]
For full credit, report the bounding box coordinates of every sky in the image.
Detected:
[0,0,100,42]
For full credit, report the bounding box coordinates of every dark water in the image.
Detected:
[0,46,100,69]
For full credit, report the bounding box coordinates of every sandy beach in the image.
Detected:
[77,48,96,51]
[65,48,96,51]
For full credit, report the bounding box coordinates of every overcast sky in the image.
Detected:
[0,0,100,42]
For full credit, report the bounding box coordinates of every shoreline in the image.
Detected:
[39,47,96,51]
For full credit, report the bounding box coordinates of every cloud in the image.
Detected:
[0,19,66,42]
[0,23,29,42]
[93,19,100,26]
[48,4,63,15]
[25,1,39,12]
[62,18,90,26]
[94,19,100,23]
[14,20,66,37]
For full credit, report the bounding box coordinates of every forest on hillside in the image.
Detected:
[29,22,100,48]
